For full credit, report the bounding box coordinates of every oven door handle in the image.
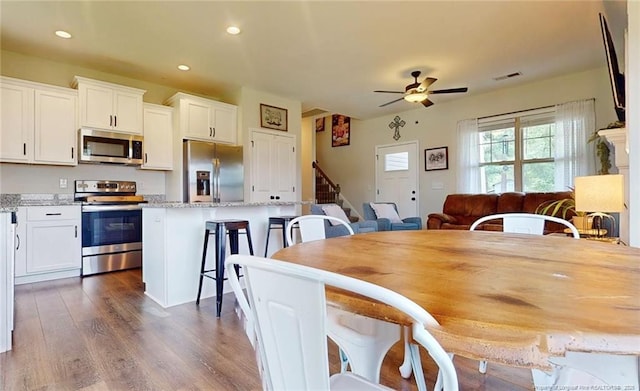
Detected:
[82,205,143,212]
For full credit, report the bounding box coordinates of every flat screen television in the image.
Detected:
[599,13,625,123]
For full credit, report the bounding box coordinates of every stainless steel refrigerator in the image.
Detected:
[183,140,244,203]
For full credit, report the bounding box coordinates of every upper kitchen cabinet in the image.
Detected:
[165,92,238,144]
[0,76,77,166]
[141,103,173,170]
[0,78,33,163]
[73,76,145,135]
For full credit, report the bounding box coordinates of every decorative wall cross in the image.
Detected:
[388,116,406,140]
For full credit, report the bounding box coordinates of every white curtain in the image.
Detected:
[456,118,480,193]
[554,99,593,190]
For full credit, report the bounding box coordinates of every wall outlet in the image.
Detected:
[59,178,68,189]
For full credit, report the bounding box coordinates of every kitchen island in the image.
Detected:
[142,201,304,308]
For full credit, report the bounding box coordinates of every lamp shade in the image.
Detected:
[574,174,624,213]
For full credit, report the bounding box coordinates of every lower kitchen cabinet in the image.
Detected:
[15,206,82,284]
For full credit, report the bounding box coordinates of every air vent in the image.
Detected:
[493,72,522,81]
[302,108,328,118]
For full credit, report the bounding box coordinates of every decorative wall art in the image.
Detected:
[260,104,288,131]
[315,117,325,132]
[331,114,350,147]
[425,146,449,171]
[388,115,406,140]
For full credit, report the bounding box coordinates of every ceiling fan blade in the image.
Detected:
[422,98,434,108]
[417,77,437,92]
[379,97,405,107]
[374,90,404,94]
[429,87,468,94]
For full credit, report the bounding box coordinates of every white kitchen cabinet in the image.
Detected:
[0,212,15,353]
[165,92,238,144]
[141,103,173,170]
[250,129,296,202]
[34,88,77,164]
[14,206,82,284]
[0,76,77,166]
[74,76,145,135]
[1,79,34,163]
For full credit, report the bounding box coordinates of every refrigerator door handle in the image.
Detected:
[214,158,221,202]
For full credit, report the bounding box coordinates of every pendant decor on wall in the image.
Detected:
[388,116,406,140]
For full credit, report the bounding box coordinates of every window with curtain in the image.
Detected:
[478,110,555,193]
[457,99,592,194]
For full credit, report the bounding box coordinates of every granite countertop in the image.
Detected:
[0,194,78,211]
[0,194,310,210]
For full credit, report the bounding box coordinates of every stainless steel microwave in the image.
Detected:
[78,128,143,165]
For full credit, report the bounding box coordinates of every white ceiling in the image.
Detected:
[0,1,628,120]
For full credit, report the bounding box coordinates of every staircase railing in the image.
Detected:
[312,161,340,204]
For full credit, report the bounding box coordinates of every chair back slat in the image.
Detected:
[503,215,545,234]
[246,266,331,390]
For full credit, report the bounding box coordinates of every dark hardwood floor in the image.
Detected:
[0,269,535,390]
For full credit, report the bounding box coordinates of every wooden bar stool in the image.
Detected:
[263,216,299,256]
[196,219,254,317]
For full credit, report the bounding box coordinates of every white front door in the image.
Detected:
[375,141,419,218]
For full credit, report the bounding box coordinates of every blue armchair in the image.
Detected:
[310,204,378,238]
[362,202,422,231]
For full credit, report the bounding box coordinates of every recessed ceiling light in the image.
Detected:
[178,64,190,71]
[55,30,72,39]
[226,26,241,35]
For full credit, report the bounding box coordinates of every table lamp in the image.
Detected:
[574,174,624,238]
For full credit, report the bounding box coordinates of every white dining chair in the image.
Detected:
[285,215,429,390]
[470,212,580,238]
[285,214,354,245]
[226,254,459,391]
[469,212,579,374]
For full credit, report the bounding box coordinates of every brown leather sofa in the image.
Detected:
[427,191,575,233]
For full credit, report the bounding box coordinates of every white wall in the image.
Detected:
[316,67,618,221]
[300,117,315,214]
[0,163,165,195]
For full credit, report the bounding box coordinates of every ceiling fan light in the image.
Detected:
[404,92,428,103]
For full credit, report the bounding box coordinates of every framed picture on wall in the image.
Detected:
[260,104,288,131]
[425,146,448,171]
[331,114,350,147]
[315,117,325,132]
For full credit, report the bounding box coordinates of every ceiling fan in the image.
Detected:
[374,70,468,108]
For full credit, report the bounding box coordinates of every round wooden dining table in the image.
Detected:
[272,230,640,387]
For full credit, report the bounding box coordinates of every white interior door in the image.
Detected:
[251,129,296,202]
[375,141,419,218]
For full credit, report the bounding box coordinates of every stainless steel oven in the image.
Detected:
[75,180,144,276]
